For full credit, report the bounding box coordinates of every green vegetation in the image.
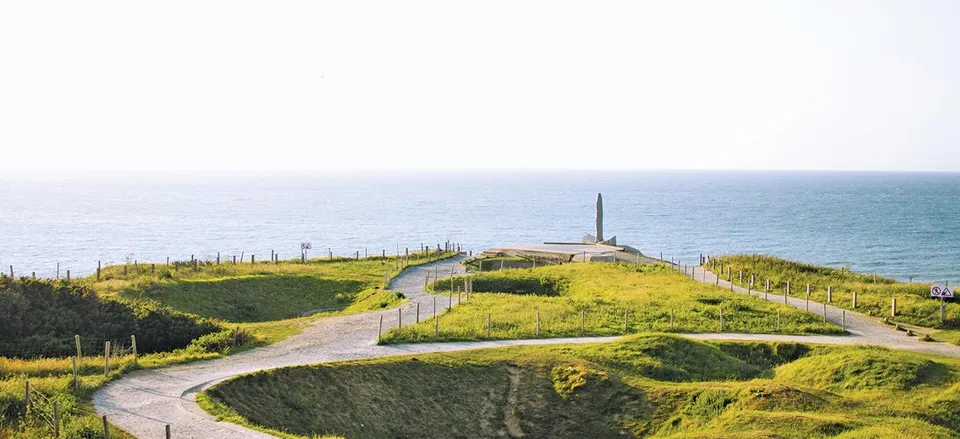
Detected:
[201,334,960,439]
[381,263,840,343]
[710,255,960,329]
[0,251,455,438]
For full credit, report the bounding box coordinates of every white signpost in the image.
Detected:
[932,284,952,323]
[300,242,312,263]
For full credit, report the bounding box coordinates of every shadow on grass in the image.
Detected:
[121,275,366,322]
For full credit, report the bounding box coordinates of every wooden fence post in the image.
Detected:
[416,302,420,323]
[805,285,810,311]
[24,380,30,416]
[398,308,402,329]
[166,425,171,439]
[131,335,137,367]
[378,315,383,341]
[842,310,846,330]
[891,297,897,317]
[66,270,70,281]
[97,261,101,281]
[827,286,832,303]
[104,341,111,376]
[75,335,82,359]
[102,415,110,439]
[765,279,769,300]
[852,291,858,308]
[54,400,60,437]
[823,302,827,322]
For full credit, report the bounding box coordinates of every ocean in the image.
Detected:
[1,170,958,282]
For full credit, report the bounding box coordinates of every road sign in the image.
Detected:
[301,242,312,250]
[932,285,953,298]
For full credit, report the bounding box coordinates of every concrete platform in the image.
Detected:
[478,243,659,263]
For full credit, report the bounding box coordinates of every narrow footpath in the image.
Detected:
[94,257,960,439]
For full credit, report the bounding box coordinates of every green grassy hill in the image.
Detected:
[0,252,454,438]
[381,263,840,343]
[201,334,960,439]
[710,254,959,329]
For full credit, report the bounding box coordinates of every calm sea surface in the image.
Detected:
[1,171,958,282]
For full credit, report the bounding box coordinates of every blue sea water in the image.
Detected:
[1,170,958,283]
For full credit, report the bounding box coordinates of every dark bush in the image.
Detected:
[0,277,220,358]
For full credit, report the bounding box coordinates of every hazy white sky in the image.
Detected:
[1,1,958,171]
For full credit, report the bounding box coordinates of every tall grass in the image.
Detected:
[710,254,959,328]
[381,263,840,344]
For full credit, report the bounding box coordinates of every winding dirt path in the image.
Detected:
[94,257,960,438]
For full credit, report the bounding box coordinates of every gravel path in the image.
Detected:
[94,257,960,439]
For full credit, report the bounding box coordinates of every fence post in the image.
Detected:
[131,335,137,367]
[842,310,846,330]
[166,425,171,439]
[398,308,402,329]
[104,341,111,376]
[97,261,101,281]
[891,297,897,317]
[719,307,723,331]
[852,291,857,308]
[24,380,30,416]
[827,286,832,303]
[416,302,420,323]
[102,415,110,439]
[66,270,70,281]
[765,279,769,300]
[54,400,60,437]
[823,302,827,322]
[670,309,675,329]
[378,315,383,341]
[75,335,82,359]
[805,285,810,311]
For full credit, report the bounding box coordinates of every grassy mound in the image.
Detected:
[100,256,449,323]
[382,263,840,343]
[774,347,949,391]
[710,254,959,329]
[201,335,960,439]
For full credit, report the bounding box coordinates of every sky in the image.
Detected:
[1,1,959,172]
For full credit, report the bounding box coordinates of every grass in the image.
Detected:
[1,251,456,438]
[710,255,960,329]
[200,334,960,439]
[380,263,841,344]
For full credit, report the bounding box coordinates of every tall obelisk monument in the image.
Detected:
[596,193,604,243]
